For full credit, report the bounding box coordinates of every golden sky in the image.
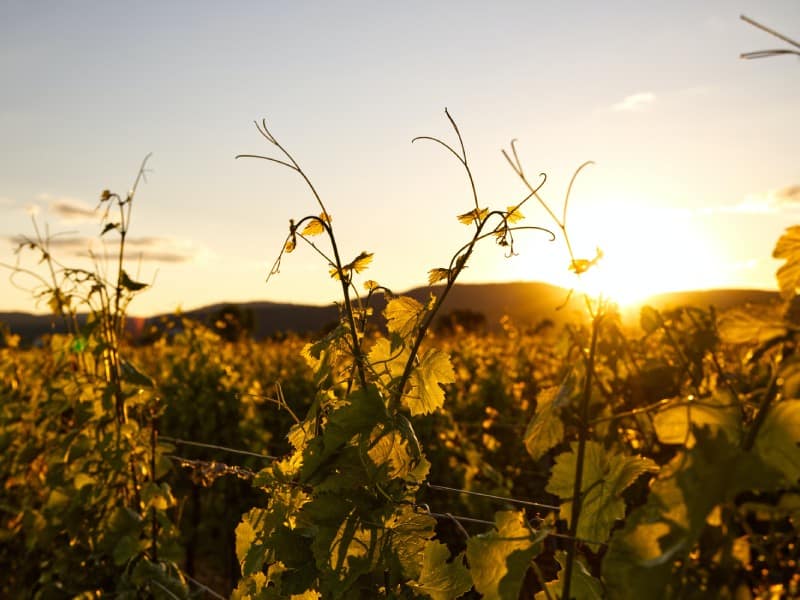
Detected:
[1,2,798,315]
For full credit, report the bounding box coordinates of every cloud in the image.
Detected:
[612,92,655,111]
[705,184,800,215]
[38,194,98,223]
[6,234,202,264]
[774,185,800,205]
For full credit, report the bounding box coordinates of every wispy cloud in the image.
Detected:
[6,234,203,264]
[39,194,98,223]
[612,92,655,111]
[703,184,800,215]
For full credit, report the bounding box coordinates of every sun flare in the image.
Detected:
[556,200,723,308]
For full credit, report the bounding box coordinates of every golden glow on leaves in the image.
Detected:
[428,268,450,285]
[773,226,800,300]
[457,207,488,226]
[404,348,456,415]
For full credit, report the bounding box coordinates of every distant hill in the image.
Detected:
[0,282,783,346]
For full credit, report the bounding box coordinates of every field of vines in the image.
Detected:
[3,111,800,599]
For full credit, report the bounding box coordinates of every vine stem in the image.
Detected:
[562,312,601,600]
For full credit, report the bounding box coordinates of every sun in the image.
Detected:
[557,200,723,308]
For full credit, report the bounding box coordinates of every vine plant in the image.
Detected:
[2,158,185,596]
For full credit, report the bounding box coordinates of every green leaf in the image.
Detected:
[121,359,154,388]
[367,336,409,391]
[546,442,657,547]
[718,308,788,345]
[754,400,800,484]
[403,348,456,416]
[602,429,783,599]
[367,427,414,479]
[524,386,566,461]
[466,511,544,600]
[385,296,425,339]
[409,541,472,600]
[385,505,437,581]
[535,551,603,600]
[120,269,148,292]
[653,391,742,447]
[773,225,800,300]
[113,534,145,566]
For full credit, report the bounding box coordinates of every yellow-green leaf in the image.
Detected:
[385,296,424,339]
[457,207,489,225]
[524,386,565,461]
[301,214,330,236]
[773,226,800,300]
[428,268,450,285]
[409,542,472,600]
[466,511,544,600]
[546,442,657,547]
[506,205,525,224]
[404,348,456,416]
[754,400,800,484]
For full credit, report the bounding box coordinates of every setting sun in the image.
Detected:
[559,200,724,307]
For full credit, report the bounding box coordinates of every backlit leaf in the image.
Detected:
[404,348,456,416]
[535,551,603,600]
[653,391,742,447]
[546,442,657,547]
[773,225,800,300]
[754,400,800,484]
[301,213,331,236]
[466,511,544,600]
[428,268,450,285]
[523,386,565,461]
[385,296,424,339]
[505,205,525,224]
[409,541,472,600]
[457,207,489,225]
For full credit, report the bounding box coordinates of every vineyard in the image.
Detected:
[2,107,800,599]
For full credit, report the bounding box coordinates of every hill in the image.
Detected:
[0,282,782,346]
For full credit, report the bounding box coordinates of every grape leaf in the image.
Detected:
[367,427,413,480]
[301,212,331,236]
[754,400,800,484]
[535,551,603,600]
[653,391,742,447]
[457,207,489,225]
[428,268,450,285]
[403,348,456,416]
[603,429,784,599]
[523,386,565,461]
[385,506,437,581]
[385,296,424,339]
[505,205,524,224]
[773,225,800,300]
[408,541,472,600]
[120,270,147,292]
[466,511,545,600]
[546,442,657,547]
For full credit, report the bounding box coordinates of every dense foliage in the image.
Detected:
[3,111,800,599]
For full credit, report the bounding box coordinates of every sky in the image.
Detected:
[1,1,799,316]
